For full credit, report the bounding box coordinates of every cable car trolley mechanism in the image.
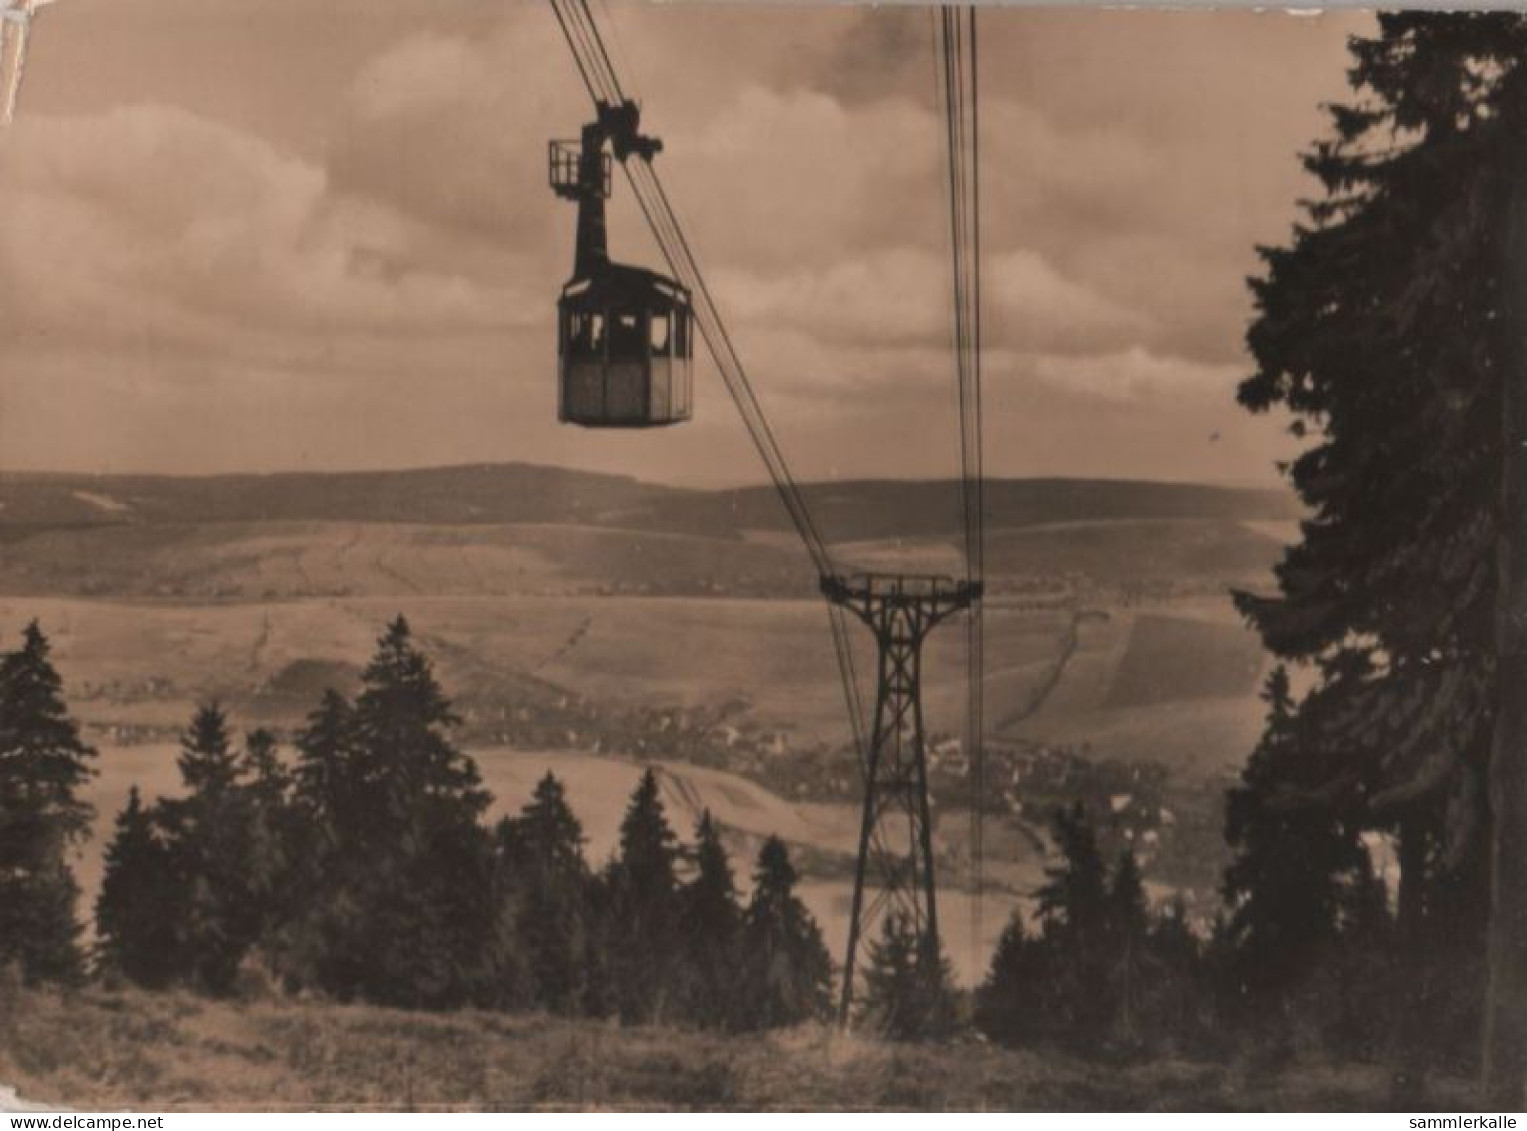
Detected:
[550,100,694,428]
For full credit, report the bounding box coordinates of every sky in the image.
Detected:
[0,1,1371,487]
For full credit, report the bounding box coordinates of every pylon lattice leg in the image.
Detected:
[826,573,976,1025]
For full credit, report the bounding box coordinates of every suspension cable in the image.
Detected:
[938,4,987,974]
[563,0,624,104]
[549,0,874,780]
[622,147,874,776]
[558,0,834,573]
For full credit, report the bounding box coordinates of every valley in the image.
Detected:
[0,465,1298,981]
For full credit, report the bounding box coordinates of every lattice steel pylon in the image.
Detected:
[827,572,980,1024]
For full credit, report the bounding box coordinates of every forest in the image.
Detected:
[0,611,1485,1102]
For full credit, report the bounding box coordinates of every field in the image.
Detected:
[0,468,1291,768]
[0,521,812,601]
[0,590,1268,768]
[0,986,1473,1112]
[0,593,1001,746]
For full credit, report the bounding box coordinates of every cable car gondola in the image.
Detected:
[550,102,694,427]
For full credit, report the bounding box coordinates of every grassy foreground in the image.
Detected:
[0,985,1473,1112]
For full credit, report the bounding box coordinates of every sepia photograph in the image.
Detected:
[1,0,1525,1115]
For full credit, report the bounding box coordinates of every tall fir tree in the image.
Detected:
[857,910,956,1041]
[1318,849,1400,1061]
[352,616,487,829]
[156,703,263,993]
[1222,667,1364,1004]
[304,616,496,1008]
[677,810,742,1027]
[735,836,833,1030]
[239,728,298,950]
[95,786,179,988]
[974,911,1043,1046]
[274,687,359,990]
[176,703,240,795]
[0,622,96,983]
[1144,898,1209,1051]
[497,772,595,1014]
[1234,12,1527,1095]
[1036,804,1109,939]
[1031,804,1116,1040]
[978,892,1213,1051]
[605,767,681,1023]
[1108,849,1149,1041]
[291,688,359,834]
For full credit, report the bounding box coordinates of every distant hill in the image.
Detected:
[655,478,1300,544]
[0,464,1300,542]
[0,464,1301,601]
[0,464,679,530]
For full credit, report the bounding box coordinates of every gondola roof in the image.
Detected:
[559,261,690,314]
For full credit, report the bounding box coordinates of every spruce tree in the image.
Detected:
[0,621,96,984]
[1144,898,1208,1050]
[979,879,1212,1051]
[157,703,262,993]
[974,911,1043,1046]
[95,786,179,988]
[857,910,956,1041]
[1032,804,1113,1039]
[314,617,495,1008]
[1036,803,1108,936]
[291,689,358,833]
[1238,13,1522,839]
[606,767,681,1022]
[240,728,297,947]
[275,688,359,990]
[176,703,240,795]
[1108,849,1149,1040]
[736,836,832,1030]
[677,810,742,1027]
[1235,12,1527,1096]
[1321,849,1399,1059]
[352,616,486,829]
[498,772,594,1013]
[1222,668,1363,1004]
[242,728,286,801]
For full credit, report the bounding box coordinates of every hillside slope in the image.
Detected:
[0,986,1468,1111]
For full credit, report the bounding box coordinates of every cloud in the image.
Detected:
[986,250,1154,356]
[0,4,1367,486]
[278,6,1340,375]
[667,84,941,269]
[0,105,538,372]
[713,245,1150,359]
[1025,346,1243,403]
[327,16,577,246]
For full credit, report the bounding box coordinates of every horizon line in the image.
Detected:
[0,459,1291,495]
